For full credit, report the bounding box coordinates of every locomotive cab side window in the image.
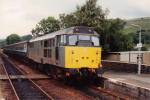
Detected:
[56,35,67,46]
[91,36,100,46]
[60,35,67,46]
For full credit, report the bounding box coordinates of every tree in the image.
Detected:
[21,35,32,41]
[6,34,21,45]
[59,14,77,28]
[32,17,60,36]
[0,39,6,47]
[60,0,107,31]
[101,18,132,51]
[119,34,134,51]
[59,0,132,52]
[31,0,134,52]
[128,30,150,51]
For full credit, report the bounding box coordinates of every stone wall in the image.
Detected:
[104,79,150,100]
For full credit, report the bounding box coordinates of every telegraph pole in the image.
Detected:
[131,24,142,75]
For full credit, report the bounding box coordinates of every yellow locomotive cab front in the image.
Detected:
[65,46,102,69]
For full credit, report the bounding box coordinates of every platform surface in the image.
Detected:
[103,72,150,89]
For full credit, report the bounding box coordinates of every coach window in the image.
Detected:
[50,39,53,46]
[41,41,43,46]
[48,49,51,57]
[44,40,48,47]
[51,39,53,47]
[53,39,55,46]
[49,39,51,47]
[48,40,51,47]
[44,49,47,57]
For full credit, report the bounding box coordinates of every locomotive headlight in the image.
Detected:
[98,63,102,67]
[72,51,74,54]
[91,69,96,73]
[96,51,99,55]
[66,72,70,76]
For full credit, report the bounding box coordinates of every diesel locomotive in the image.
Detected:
[3,26,102,79]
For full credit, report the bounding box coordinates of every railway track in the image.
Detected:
[2,53,134,100]
[2,54,92,100]
[9,57,93,100]
[1,55,54,100]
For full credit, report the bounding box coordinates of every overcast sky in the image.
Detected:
[0,0,150,39]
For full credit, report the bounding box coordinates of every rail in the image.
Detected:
[6,56,54,100]
[1,52,54,100]
[1,63,20,100]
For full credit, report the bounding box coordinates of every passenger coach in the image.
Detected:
[3,41,27,57]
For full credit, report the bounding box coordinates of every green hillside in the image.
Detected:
[123,17,150,50]
[124,17,150,34]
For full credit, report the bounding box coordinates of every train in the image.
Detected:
[3,26,102,80]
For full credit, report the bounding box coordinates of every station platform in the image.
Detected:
[103,72,150,89]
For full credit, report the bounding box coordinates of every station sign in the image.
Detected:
[137,43,142,48]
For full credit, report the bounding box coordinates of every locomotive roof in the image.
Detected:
[29,26,99,42]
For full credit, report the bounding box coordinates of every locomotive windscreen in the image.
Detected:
[68,35,100,46]
[73,26,94,34]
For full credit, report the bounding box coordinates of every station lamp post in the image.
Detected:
[131,24,142,75]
